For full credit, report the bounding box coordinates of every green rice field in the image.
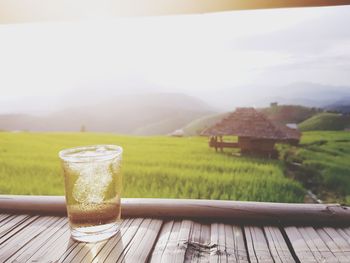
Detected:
[279,131,350,204]
[0,132,305,202]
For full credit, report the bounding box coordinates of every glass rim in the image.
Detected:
[59,144,123,163]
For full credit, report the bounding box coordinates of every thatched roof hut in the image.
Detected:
[201,108,285,139]
[201,108,301,156]
[276,123,302,145]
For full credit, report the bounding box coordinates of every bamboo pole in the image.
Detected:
[0,195,349,226]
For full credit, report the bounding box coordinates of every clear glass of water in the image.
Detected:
[59,145,123,242]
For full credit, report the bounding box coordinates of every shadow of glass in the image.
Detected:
[58,238,80,261]
[81,231,124,262]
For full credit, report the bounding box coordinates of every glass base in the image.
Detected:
[70,222,120,243]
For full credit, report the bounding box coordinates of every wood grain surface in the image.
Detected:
[0,212,349,262]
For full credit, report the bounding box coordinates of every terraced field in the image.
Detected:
[0,132,304,202]
[279,131,350,204]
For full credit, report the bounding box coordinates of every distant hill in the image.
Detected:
[260,105,322,124]
[182,112,229,136]
[298,113,350,131]
[325,98,350,113]
[253,82,350,108]
[0,93,216,135]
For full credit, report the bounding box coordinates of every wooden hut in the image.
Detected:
[276,123,302,146]
[201,108,301,157]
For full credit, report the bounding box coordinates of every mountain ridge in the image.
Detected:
[0,93,216,135]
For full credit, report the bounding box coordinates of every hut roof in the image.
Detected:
[276,123,302,141]
[201,107,301,140]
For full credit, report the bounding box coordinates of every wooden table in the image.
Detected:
[0,196,350,262]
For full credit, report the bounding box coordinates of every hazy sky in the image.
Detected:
[0,5,350,114]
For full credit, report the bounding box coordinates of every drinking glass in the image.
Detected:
[59,145,122,242]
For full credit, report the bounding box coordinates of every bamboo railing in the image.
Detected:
[0,195,349,226]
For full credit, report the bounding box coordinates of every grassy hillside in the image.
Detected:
[261,105,321,124]
[182,112,229,136]
[0,132,304,202]
[278,131,350,204]
[298,113,350,131]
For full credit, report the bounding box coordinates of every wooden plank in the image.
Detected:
[114,219,154,262]
[103,218,152,262]
[184,222,202,261]
[297,227,328,262]
[0,214,11,224]
[150,220,190,262]
[316,227,350,262]
[6,216,66,262]
[264,226,295,262]
[124,219,163,262]
[271,227,296,262]
[0,215,39,246]
[1,195,350,225]
[59,241,86,263]
[208,223,248,263]
[209,223,219,263]
[117,219,163,263]
[169,221,222,263]
[233,226,249,263]
[162,221,183,262]
[25,219,70,262]
[65,242,102,263]
[315,228,348,262]
[223,224,237,263]
[244,226,274,263]
[0,216,59,262]
[88,219,134,262]
[345,228,350,237]
[197,223,211,263]
[32,224,75,261]
[284,226,318,263]
[302,227,339,262]
[263,227,282,262]
[244,226,258,263]
[252,226,275,262]
[173,220,193,262]
[323,227,350,256]
[336,228,350,245]
[217,223,228,263]
[0,214,20,231]
[0,214,32,238]
[54,238,80,262]
[91,218,143,263]
[149,220,176,262]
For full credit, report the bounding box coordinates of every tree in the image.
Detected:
[80,125,86,132]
